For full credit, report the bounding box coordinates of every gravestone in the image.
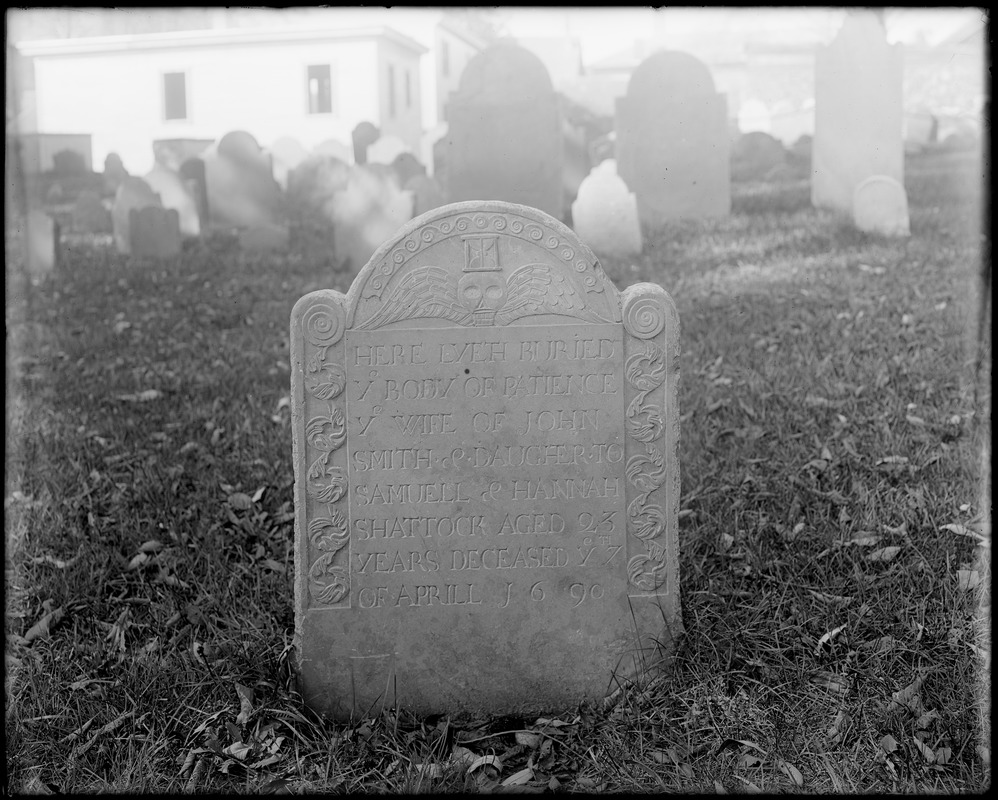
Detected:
[730,132,787,182]
[103,152,129,196]
[72,190,112,233]
[128,206,182,258]
[271,136,311,189]
[446,42,564,220]
[179,158,210,231]
[144,163,200,237]
[290,201,682,721]
[404,174,446,217]
[204,137,282,229]
[352,122,380,165]
[812,11,903,212]
[112,176,163,255]
[616,50,730,225]
[366,135,410,166]
[852,175,910,237]
[26,209,58,278]
[571,159,642,257]
[392,152,426,187]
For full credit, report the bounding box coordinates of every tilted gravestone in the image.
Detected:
[852,175,910,237]
[571,159,642,258]
[445,43,564,220]
[812,11,903,213]
[129,206,182,258]
[290,201,682,721]
[616,50,730,225]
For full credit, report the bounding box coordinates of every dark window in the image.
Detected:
[442,40,450,77]
[405,70,412,110]
[388,64,396,118]
[163,72,187,121]
[307,64,332,115]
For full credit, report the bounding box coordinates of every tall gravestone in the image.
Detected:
[290,201,682,721]
[352,123,380,166]
[812,11,904,213]
[446,43,564,220]
[616,50,730,225]
[179,158,210,231]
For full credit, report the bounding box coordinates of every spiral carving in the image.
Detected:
[301,302,344,347]
[628,494,666,541]
[306,407,347,452]
[625,346,666,391]
[627,554,669,592]
[308,557,348,604]
[623,296,666,339]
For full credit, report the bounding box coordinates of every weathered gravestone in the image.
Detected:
[405,174,446,217]
[129,206,182,258]
[366,135,410,167]
[204,133,283,229]
[72,190,112,233]
[852,175,910,237]
[352,122,380,166]
[730,132,787,182]
[446,42,564,220]
[112,176,163,255]
[26,209,58,279]
[571,159,642,257]
[812,11,903,213]
[271,136,311,190]
[290,201,682,721]
[145,162,201,237]
[616,50,730,225]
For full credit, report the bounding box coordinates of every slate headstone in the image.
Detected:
[129,206,182,258]
[26,209,58,279]
[852,175,910,237]
[446,42,564,220]
[112,176,163,255]
[571,159,642,257]
[204,136,283,229]
[103,152,129,196]
[352,122,380,166]
[812,11,904,212]
[72,190,113,234]
[616,50,730,224]
[290,200,682,721]
[392,152,426,187]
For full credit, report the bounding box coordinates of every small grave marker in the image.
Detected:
[291,201,682,720]
[129,206,182,258]
[571,160,642,257]
[852,175,910,237]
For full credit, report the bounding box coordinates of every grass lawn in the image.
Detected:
[5,147,990,793]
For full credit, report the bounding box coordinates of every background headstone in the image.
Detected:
[144,162,201,237]
[812,11,904,212]
[366,135,410,166]
[351,122,380,166]
[71,190,112,234]
[391,152,426,188]
[571,159,642,257]
[290,200,682,721]
[103,152,129,196]
[404,174,446,217]
[271,136,311,190]
[112,176,162,255]
[26,209,58,279]
[445,42,564,220]
[730,132,787,182]
[313,138,354,165]
[129,206,182,258]
[616,50,731,225]
[852,175,910,237]
[204,134,283,229]
[179,158,210,232]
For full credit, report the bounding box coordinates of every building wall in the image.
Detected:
[375,38,424,151]
[29,38,382,174]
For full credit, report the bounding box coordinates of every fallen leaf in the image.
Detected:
[251,486,267,503]
[889,674,925,713]
[867,546,901,563]
[912,736,935,763]
[815,624,848,654]
[234,683,254,726]
[879,734,898,754]
[778,759,804,787]
[139,539,164,553]
[515,731,541,748]
[468,754,502,778]
[957,570,981,591]
[126,552,149,571]
[23,606,65,643]
[116,389,162,402]
[501,767,533,786]
[223,741,252,761]
[228,492,253,511]
[29,553,80,569]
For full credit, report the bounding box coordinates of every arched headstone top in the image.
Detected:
[341,201,620,328]
[218,130,264,164]
[626,50,716,100]
[456,42,555,104]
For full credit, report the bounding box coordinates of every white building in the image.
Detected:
[14,24,427,175]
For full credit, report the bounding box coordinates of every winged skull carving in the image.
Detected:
[356,264,608,329]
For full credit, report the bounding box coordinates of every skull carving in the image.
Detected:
[458,272,507,314]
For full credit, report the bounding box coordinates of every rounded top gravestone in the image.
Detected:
[455,41,554,105]
[626,50,716,101]
[289,200,682,721]
[852,175,910,237]
[217,131,265,165]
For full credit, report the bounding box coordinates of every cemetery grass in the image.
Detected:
[6,149,990,794]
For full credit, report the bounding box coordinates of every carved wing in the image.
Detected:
[356,266,472,329]
[495,264,606,325]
